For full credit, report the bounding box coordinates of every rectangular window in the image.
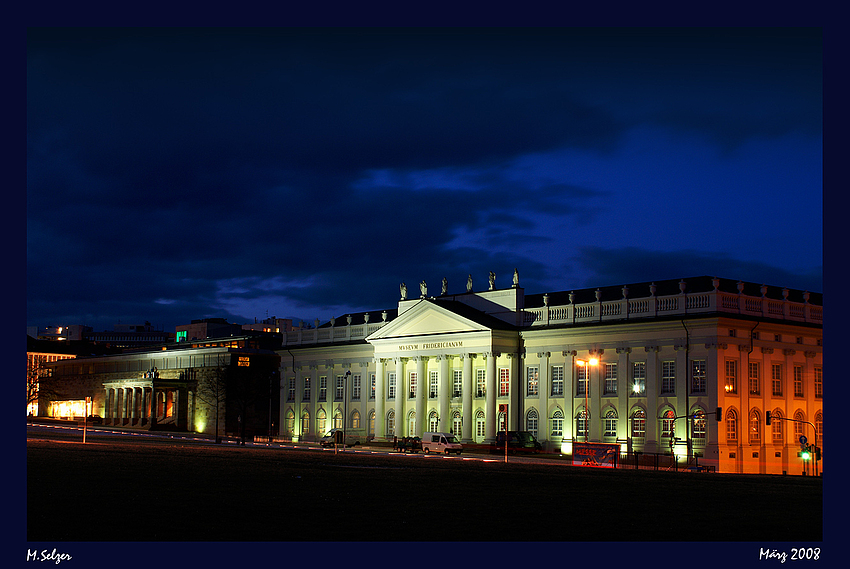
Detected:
[772,364,783,397]
[500,368,510,396]
[429,370,439,398]
[551,365,564,396]
[303,377,311,401]
[335,375,345,400]
[476,369,486,397]
[691,360,706,393]
[814,366,822,398]
[576,365,587,396]
[749,362,760,395]
[631,362,646,396]
[370,372,376,400]
[725,360,737,394]
[387,372,396,400]
[793,365,804,397]
[661,361,675,394]
[319,376,327,401]
[604,363,617,395]
[353,374,361,400]
[453,369,462,397]
[692,413,706,439]
[288,377,295,401]
[409,372,417,399]
[526,366,538,396]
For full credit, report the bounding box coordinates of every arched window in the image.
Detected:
[691,408,706,440]
[408,411,416,437]
[475,410,486,442]
[301,411,310,435]
[551,409,564,438]
[284,409,295,436]
[351,409,361,429]
[604,409,617,438]
[631,409,646,438]
[725,409,737,442]
[317,408,327,435]
[771,409,784,444]
[576,409,588,440]
[452,411,462,436]
[749,410,761,443]
[386,409,395,436]
[794,410,806,440]
[368,410,375,437]
[429,410,439,432]
[332,409,342,429]
[526,408,539,438]
[661,409,675,438]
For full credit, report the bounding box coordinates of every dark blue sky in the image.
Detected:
[26,28,822,333]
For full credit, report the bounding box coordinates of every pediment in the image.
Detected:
[366,299,489,342]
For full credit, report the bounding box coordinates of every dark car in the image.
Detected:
[491,431,543,454]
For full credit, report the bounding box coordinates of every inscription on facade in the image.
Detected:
[398,341,464,351]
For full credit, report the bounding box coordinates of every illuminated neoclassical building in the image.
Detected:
[278,274,823,475]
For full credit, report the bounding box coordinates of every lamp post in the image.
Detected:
[577,357,598,442]
[343,370,351,452]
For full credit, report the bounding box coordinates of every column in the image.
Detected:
[539,352,550,443]
[149,387,158,429]
[589,354,601,443]
[439,355,449,433]
[484,352,497,443]
[462,354,473,443]
[375,358,385,440]
[415,356,426,436]
[563,351,576,444]
[394,358,404,438]
[508,353,519,430]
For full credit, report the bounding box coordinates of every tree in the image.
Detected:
[196,355,228,443]
[27,357,61,415]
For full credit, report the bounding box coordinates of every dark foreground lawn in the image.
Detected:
[27,434,822,544]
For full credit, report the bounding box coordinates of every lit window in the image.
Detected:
[453,370,462,398]
[691,360,706,393]
[632,409,646,438]
[526,409,538,438]
[604,410,617,438]
[604,363,617,395]
[749,362,760,395]
[726,409,738,442]
[387,372,396,400]
[526,366,538,396]
[429,371,439,398]
[476,369,485,397]
[409,372,417,399]
[500,368,510,396]
[551,409,564,437]
[661,361,675,394]
[631,362,646,396]
[551,365,564,396]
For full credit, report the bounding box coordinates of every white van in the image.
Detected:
[421,432,463,455]
[320,428,363,448]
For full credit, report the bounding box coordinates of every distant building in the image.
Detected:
[242,316,294,334]
[27,325,91,342]
[85,321,174,348]
[27,336,79,416]
[278,274,822,475]
[39,335,281,439]
[176,318,244,343]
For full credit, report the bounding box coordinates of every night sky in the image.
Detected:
[26,28,823,333]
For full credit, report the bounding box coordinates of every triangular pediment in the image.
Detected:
[366,299,490,342]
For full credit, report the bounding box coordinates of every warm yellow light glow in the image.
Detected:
[588,357,599,366]
[49,399,87,418]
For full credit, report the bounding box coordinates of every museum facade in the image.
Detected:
[278,275,823,475]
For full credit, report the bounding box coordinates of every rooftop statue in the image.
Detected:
[400,282,407,300]
[467,274,473,292]
[441,277,448,296]
[420,280,427,297]
[489,271,496,290]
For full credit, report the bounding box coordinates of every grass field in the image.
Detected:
[27,435,822,544]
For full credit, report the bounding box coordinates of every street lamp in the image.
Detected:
[343,370,351,452]
[577,357,598,442]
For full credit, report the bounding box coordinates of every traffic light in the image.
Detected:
[715,407,722,421]
[766,411,771,425]
[814,446,821,461]
[801,445,811,460]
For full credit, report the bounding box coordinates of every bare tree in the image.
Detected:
[196,355,228,443]
[27,357,60,416]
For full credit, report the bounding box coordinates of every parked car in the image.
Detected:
[491,431,543,454]
[320,428,363,448]
[422,432,463,455]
